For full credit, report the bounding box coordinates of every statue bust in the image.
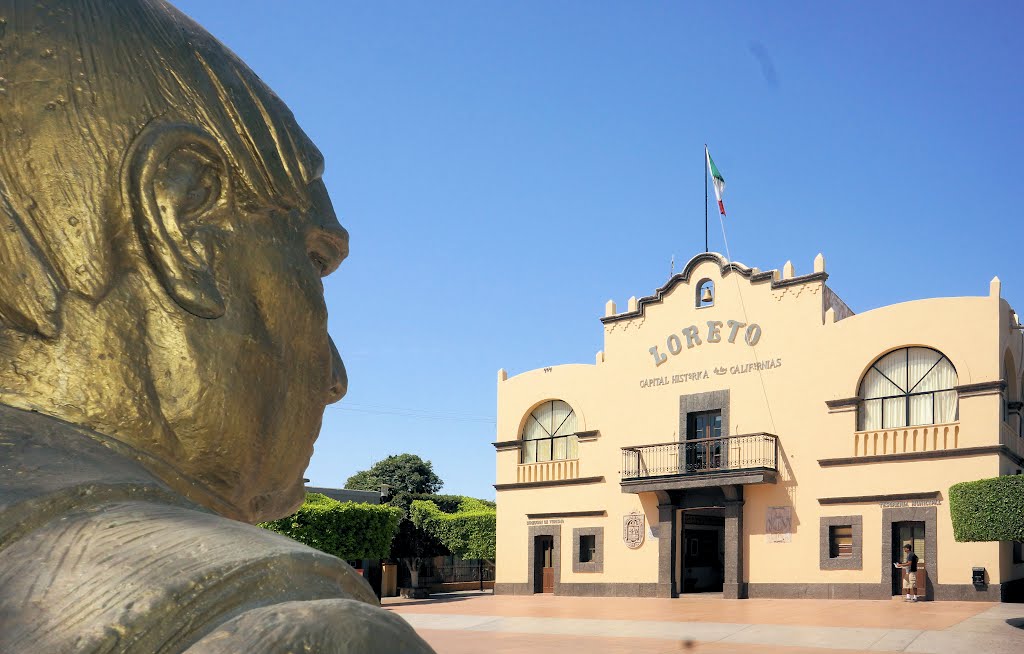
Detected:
[0,1,432,651]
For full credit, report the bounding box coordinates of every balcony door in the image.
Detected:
[687,410,722,472]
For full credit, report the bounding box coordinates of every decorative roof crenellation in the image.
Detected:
[601,252,828,324]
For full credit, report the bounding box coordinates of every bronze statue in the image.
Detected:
[0,1,433,651]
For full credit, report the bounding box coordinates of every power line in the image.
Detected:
[336,403,496,423]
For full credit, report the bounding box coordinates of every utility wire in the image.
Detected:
[717,213,780,438]
[336,403,495,423]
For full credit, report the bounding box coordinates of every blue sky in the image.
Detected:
[172,1,1023,500]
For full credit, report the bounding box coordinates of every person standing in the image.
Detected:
[896,544,920,601]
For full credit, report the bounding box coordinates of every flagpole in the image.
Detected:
[704,144,708,253]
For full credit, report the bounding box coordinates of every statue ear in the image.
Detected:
[125,124,229,319]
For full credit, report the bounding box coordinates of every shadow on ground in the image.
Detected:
[383,591,493,608]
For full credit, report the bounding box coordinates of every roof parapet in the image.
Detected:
[601,252,828,324]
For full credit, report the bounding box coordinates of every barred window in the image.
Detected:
[858,347,957,430]
[521,400,579,463]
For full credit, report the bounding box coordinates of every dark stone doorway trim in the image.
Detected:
[527,524,561,594]
[882,505,937,600]
[679,390,730,440]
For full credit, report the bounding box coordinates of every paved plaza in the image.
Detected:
[383,592,1024,654]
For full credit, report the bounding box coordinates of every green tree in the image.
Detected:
[384,492,496,588]
[410,497,496,561]
[345,453,443,495]
[389,518,449,588]
[259,493,402,560]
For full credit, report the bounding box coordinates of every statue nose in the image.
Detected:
[327,337,347,403]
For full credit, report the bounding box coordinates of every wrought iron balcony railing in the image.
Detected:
[621,433,778,481]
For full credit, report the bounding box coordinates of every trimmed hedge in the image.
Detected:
[409,497,496,560]
[388,492,495,515]
[949,475,1024,542]
[259,493,402,560]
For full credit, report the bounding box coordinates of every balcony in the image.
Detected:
[620,433,779,492]
[853,422,960,457]
[516,459,580,484]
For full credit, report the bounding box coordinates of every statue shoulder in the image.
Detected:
[0,407,389,653]
[1,494,380,652]
[184,598,434,653]
[0,406,185,540]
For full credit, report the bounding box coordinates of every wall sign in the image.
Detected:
[649,319,762,368]
[765,506,792,543]
[879,499,942,508]
[639,358,783,390]
[623,511,645,549]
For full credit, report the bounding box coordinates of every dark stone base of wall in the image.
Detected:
[750,582,1009,602]
[934,583,1003,602]
[494,583,533,595]
[494,582,663,597]
[557,583,662,597]
[723,582,747,599]
[747,583,889,600]
[498,579,1023,601]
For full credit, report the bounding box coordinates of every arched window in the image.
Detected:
[521,400,579,463]
[858,347,958,430]
[696,279,715,308]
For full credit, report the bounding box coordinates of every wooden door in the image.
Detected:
[892,522,925,596]
[534,535,555,593]
[542,567,554,593]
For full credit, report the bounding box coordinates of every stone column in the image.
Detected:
[656,491,676,597]
[723,485,746,599]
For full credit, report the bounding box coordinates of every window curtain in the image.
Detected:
[859,348,958,430]
[913,354,958,424]
[551,401,577,436]
[521,403,550,464]
[521,400,579,462]
[859,399,881,432]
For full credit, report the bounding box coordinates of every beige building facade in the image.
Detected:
[493,252,1024,601]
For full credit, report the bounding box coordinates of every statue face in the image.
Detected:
[0,0,350,524]
[148,176,348,522]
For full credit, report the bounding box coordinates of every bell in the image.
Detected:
[701,286,713,303]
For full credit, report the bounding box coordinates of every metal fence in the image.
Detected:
[425,560,496,584]
[399,559,496,586]
[621,433,778,480]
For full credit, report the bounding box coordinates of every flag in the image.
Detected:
[706,146,726,216]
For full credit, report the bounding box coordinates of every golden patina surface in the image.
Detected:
[0,0,432,651]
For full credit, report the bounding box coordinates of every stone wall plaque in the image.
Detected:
[623,511,645,549]
[766,506,792,543]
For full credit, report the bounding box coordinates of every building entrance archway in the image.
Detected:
[655,486,745,599]
[675,507,726,593]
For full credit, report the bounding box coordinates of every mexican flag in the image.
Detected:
[706,146,726,216]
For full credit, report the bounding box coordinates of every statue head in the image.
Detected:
[0,0,348,522]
